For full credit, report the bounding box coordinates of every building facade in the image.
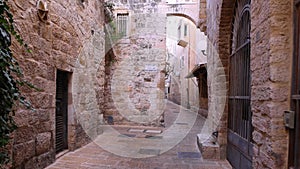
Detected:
[165,0,208,116]
[102,0,167,126]
[166,15,207,112]
[199,0,299,168]
[7,0,106,168]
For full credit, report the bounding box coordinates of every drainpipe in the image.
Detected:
[187,24,191,109]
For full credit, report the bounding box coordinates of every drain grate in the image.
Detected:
[177,152,201,159]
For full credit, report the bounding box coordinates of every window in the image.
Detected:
[184,24,188,36]
[117,13,128,37]
[177,25,181,40]
[180,56,184,68]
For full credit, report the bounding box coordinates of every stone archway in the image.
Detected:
[215,0,236,159]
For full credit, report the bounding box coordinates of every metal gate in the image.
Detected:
[55,70,69,153]
[227,0,253,168]
[289,1,300,168]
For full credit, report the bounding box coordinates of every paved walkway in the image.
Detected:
[46,101,232,169]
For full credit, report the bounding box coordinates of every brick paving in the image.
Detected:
[46,101,232,169]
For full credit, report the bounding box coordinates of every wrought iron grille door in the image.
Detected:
[289,1,300,168]
[227,0,253,168]
[55,70,69,153]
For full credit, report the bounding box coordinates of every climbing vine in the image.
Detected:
[0,0,33,165]
[104,1,115,23]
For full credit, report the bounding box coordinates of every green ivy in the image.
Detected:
[0,0,33,165]
[104,2,115,23]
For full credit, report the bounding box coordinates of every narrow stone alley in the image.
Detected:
[2,0,299,168]
[46,101,231,169]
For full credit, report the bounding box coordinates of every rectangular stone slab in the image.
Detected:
[175,122,189,125]
[144,129,162,134]
[118,134,136,138]
[138,148,161,155]
[128,128,145,133]
[145,136,163,139]
[177,152,201,159]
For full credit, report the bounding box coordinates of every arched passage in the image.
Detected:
[217,1,253,167]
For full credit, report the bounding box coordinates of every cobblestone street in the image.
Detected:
[46,101,231,169]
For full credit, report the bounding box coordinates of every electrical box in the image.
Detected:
[284,111,295,129]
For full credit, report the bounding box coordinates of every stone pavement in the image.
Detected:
[46,101,232,169]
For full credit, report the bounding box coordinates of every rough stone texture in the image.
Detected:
[198,142,220,160]
[198,0,207,34]
[205,0,292,168]
[8,0,106,168]
[36,132,52,156]
[102,0,167,126]
[201,0,228,159]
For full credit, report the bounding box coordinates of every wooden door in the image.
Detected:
[55,70,69,153]
[227,0,253,168]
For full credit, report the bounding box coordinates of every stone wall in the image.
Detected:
[251,0,292,168]
[198,0,207,34]
[204,0,293,168]
[9,0,105,168]
[103,0,166,126]
[203,0,227,160]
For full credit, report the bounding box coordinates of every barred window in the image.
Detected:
[177,25,181,40]
[117,13,128,37]
[184,24,188,37]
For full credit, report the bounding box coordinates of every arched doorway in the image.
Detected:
[227,0,253,168]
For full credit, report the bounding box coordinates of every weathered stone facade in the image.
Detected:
[166,15,207,112]
[8,0,106,168]
[203,0,293,168]
[102,0,167,126]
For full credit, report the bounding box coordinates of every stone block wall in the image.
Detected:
[204,0,228,160]
[250,0,292,168]
[103,0,166,126]
[198,0,207,34]
[205,0,293,168]
[8,0,106,168]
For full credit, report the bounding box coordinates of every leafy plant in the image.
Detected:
[0,0,33,165]
[104,1,115,23]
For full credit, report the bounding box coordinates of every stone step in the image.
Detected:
[144,129,162,134]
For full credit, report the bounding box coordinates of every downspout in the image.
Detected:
[187,24,191,109]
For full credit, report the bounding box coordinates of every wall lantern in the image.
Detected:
[177,39,188,48]
[201,49,207,56]
[37,0,49,22]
